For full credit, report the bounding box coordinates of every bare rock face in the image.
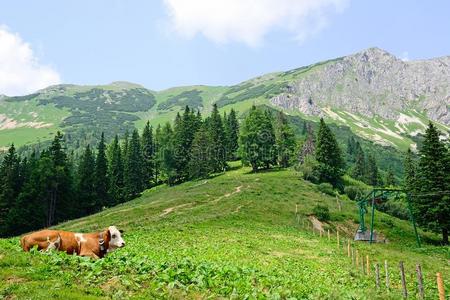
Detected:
[270,47,450,125]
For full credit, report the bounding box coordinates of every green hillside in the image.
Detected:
[1,164,448,299]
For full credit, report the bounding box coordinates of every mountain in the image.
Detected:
[0,165,447,298]
[0,47,449,150]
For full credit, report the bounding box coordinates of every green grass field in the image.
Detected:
[0,164,448,299]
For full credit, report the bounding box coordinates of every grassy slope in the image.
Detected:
[1,164,448,299]
[0,100,69,148]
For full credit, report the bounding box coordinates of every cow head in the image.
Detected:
[106,226,126,252]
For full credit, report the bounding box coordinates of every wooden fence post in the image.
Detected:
[337,230,340,249]
[327,229,330,241]
[366,255,370,275]
[399,261,407,298]
[295,204,298,215]
[347,240,350,257]
[356,250,359,267]
[415,264,424,300]
[437,272,445,300]
[361,255,365,274]
[375,263,380,289]
[351,248,355,265]
[385,260,390,290]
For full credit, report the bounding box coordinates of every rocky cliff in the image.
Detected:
[271,47,450,125]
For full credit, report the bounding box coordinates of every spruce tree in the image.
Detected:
[78,145,97,215]
[224,109,240,160]
[207,104,227,172]
[188,125,213,179]
[415,122,450,244]
[141,121,154,188]
[9,152,46,235]
[0,144,21,236]
[173,107,198,181]
[274,111,296,168]
[47,132,74,225]
[240,106,276,172]
[159,122,177,185]
[314,118,344,187]
[124,129,144,199]
[403,148,417,193]
[154,124,162,184]
[351,142,366,181]
[366,153,379,186]
[107,135,124,204]
[385,167,396,186]
[95,132,109,208]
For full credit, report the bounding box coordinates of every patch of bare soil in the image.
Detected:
[211,185,244,203]
[309,216,324,233]
[159,203,193,217]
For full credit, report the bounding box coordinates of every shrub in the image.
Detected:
[344,185,363,200]
[317,183,334,196]
[312,204,330,222]
[296,155,320,183]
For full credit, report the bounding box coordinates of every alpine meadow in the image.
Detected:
[1,1,450,299]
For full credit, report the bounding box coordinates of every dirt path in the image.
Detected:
[159,203,193,217]
[211,185,244,203]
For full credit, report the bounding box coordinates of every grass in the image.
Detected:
[1,164,448,299]
[0,100,69,148]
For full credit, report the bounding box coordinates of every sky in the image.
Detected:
[1,0,450,96]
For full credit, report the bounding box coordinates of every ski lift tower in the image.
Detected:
[355,188,421,247]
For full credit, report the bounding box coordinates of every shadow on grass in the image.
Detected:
[242,167,288,175]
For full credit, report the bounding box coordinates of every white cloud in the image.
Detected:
[0,26,61,96]
[163,0,349,47]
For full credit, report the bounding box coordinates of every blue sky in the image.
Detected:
[0,0,449,95]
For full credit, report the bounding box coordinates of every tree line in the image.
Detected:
[0,105,296,237]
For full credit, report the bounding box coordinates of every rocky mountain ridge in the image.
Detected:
[271,47,450,126]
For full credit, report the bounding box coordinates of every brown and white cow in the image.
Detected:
[20,226,125,259]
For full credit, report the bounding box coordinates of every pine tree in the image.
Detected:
[366,153,379,186]
[188,125,213,179]
[240,106,276,172]
[141,121,154,188]
[314,118,344,187]
[403,148,417,193]
[224,109,240,160]
[415,122,450,244]
[9,152,46,235]
[47,132,74,225]
[0,144,21,236]
[274,111,296,168]
[207,104,227,172]
[352,142,366,181]
[159,122,177,185]
[385,167,396,186]
[154,124,162,184]
[95,132,109,208]
[124,129,144,199]
[173,107,198,181]
[78,145,97,215]
[107,135,124,204]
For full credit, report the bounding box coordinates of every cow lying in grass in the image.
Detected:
[20,226,125,259]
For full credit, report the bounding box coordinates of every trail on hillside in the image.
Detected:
[159,203,194,217]
[211,185,244,203]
